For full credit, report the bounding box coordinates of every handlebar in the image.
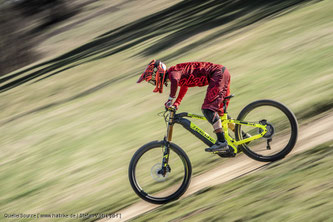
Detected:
[166,107,177,112]
[157,107,177,125]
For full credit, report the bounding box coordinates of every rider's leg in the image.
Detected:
[202,67,231,152]
[202,109,225,140]
[202,109,228,152]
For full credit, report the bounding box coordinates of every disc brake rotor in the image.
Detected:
[150,163,169,182]
[259,119,275,139]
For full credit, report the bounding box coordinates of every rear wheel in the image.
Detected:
[235,100,298,162]
[128,141,192,204]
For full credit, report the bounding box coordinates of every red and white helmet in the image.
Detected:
[137,59,167,93]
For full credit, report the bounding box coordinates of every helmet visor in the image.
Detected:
[137,73,145,83]
[137,62,155,83]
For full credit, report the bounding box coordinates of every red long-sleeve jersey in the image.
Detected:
[167,62,223,106]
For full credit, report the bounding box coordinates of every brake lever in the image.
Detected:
[157,111,166,117]
[158,107,176,124]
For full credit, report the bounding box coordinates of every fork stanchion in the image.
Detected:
[166,109,175,142]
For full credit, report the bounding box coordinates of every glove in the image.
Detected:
[164,96,174,109]
[173,101,179,110]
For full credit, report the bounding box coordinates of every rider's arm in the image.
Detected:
[168,71,189,108]
[173,86,188,108]
[169,71,181,98]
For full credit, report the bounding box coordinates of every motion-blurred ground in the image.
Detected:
[0,0,332,221]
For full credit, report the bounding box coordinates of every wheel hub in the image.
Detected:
[150,163,169,182]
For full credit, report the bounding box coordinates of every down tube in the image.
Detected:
[175,118,216,147]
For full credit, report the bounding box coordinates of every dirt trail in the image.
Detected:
[106,112,333,222]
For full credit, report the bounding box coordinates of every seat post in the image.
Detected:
[222,94,235,114]
[223,101,228,114]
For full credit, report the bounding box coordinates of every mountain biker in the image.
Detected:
[137,60,231,153]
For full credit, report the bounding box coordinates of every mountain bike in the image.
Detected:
[129,95,298,204]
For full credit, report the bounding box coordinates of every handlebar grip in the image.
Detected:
[168,107,177,112]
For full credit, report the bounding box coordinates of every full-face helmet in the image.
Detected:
[137,59,167,93]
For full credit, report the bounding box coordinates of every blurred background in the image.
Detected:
[0,0,332,221]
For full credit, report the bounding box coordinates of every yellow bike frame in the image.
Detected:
[178,112,268,153]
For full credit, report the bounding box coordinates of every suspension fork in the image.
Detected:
[166,110,175,142]
[160,110,175,176]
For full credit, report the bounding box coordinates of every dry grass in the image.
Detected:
[0,0,332,220]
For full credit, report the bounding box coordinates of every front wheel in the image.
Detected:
[128,141,192,204]
[235,100,298,162]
